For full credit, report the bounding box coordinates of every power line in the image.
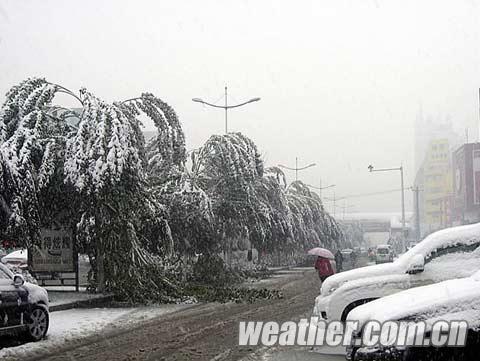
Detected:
[323,187,412,203]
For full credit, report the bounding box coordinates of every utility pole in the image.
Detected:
[192,87,261,134]
[412,186,421,240]
[224,86,228,134]
[368,164,407,250]
[295,157,298,182]
[400,165,406,235]
[333,191,336,218]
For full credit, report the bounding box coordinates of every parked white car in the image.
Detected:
[313,223,480,322]
[346,270,480,360]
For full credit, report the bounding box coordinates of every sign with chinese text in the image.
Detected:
[30,228,74,272]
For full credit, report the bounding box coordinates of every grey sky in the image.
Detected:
[1,0,479,215]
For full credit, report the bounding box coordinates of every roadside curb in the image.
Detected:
[267,266,292,272]
[49,294,115,312]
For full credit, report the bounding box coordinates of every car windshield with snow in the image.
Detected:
[313,223,480,322]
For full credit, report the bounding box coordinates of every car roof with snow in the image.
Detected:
[1,249,28,262]
[347,270,480,329]
[320,223,480,294]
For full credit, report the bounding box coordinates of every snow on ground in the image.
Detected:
[257,347,344,361]
[0,304,193,360]
[243,267,311,287]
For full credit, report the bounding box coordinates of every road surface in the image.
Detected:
[15,268,346,361]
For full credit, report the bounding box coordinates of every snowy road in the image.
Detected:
[0,305,193,360]
[0,268,351,361]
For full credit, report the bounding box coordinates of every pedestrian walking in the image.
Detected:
[334,249,343,272]
[314,255,334,282]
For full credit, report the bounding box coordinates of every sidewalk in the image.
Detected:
[47,288,114,312]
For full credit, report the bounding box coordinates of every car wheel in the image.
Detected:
[25,305,49,341]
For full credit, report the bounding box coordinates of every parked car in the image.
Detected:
[0,262,49,341]
[1,249,28,267]
[375,244,394,264]
[346,270,480,361]
[313,223,480,322]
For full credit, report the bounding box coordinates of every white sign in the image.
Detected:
[30,228,74,272]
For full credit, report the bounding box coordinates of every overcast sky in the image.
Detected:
[1,0,479,216]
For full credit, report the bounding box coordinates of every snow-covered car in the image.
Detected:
[375,244,393,264]
[313,223,480,322]
[346,270,480,361]
[0,263,49,341]
[407,241,418,251]
[1,249,28,267]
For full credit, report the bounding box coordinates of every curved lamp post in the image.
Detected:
[278,157,316,181]
[192,86,260,134]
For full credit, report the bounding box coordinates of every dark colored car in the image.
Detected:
[350,329,480,361]
[0,263,49,341]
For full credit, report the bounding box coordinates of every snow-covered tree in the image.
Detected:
[0,77,344,299]
[254,166,294,254]
[188,132,343,257]
[0,78,185,298]
[286,180,343,250]
[339,221,364,249]
[189,132,265,253]
[0,78,73,244]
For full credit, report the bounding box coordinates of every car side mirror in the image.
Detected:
[406,254,425,274]
[13,274,25,287]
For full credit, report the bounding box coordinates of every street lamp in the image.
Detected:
[306,182,336,199]
[368,164,406,250]
[278,157,316,182]
[192,86,261,134]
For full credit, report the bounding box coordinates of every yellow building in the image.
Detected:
[422,139,453,233]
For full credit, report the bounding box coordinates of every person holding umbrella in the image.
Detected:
[308,247,335,282]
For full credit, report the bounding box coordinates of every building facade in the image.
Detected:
[414,138,454,236]
[452,143,480,225]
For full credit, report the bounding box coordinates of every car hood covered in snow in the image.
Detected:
[347,270,480,329]
[24,282,49,307]
[320,262,401,295]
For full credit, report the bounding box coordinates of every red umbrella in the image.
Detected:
[307,247,334,259]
